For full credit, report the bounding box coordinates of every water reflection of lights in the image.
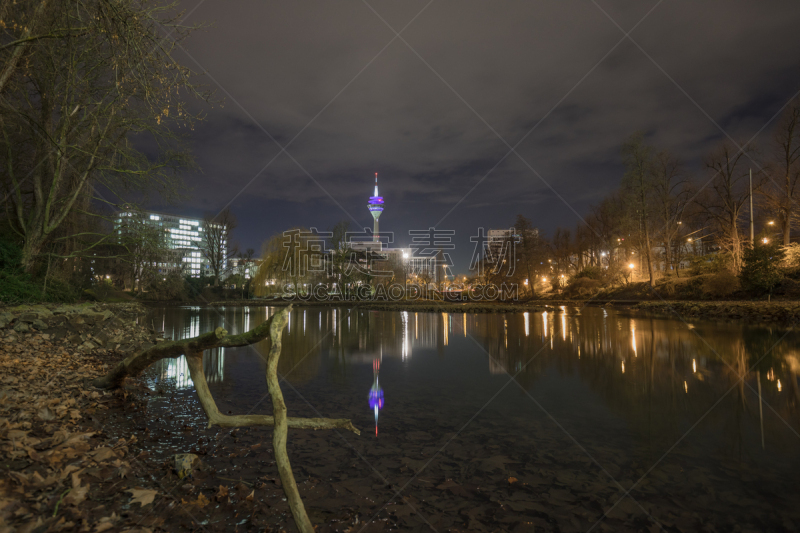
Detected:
[401,311,410,360]
[442,313,449,346]
[368,359,385,436]
[621,360,625,373]
[631,322,637,356]
[543,311,548,338]
[684,381,688,393]
[693,359,697,373]
[524,312,529,337]
[187,314,200,339]
[156,349,225,391]
[463,313,467,337]
[504,318,508,348]
[777,379,782,392]
[561,312,566,342]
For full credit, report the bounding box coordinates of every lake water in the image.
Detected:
[141,305,800,532]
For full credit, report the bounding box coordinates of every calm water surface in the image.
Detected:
[142,306,800,532]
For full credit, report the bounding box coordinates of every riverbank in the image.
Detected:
[146,296,800,327]
[0,304,167,532]
[634,300,800,326]
[0,304,307,532]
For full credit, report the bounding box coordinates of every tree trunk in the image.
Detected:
[21,233,44,274]
[784,217,791,246]
[643,220,655,288]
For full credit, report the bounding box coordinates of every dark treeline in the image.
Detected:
[480,102,800,297]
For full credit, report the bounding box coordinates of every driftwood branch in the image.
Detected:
[91,308,359,434]
[264,305,314,532]
[92,305,359,532]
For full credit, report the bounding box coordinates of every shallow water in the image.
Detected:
[141,305,800,531]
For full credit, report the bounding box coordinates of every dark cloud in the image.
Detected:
[146,0,800,271]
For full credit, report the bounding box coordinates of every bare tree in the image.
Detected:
[512,214,547,297]
[762,102,800,245]
[0,0,207,272]
[651,150,690,274]
[202,208,237,286]
[695,142,761,271]
[620,132,656,287]
[116,211,169,294]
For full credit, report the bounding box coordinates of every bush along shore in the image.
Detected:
[634,300,800,326]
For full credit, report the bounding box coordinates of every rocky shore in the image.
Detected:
[0,303,168,532]
[0,302,163,354]
[635,300,800,326]
[203,299,554,313]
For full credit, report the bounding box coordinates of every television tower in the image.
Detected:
[367,172,384,243]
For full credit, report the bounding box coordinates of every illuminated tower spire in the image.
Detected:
[368,172,384,243]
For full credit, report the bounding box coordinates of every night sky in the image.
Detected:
[145,0,800,274]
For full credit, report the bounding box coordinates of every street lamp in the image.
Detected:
[629,263,635,269]
[762,237,769,244]
[768,221,775,226]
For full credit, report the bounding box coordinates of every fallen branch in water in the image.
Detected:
[92,305,357,533]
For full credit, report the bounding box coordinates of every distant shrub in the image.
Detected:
[575,266,604,281]
[702,271,740,298]
[565,277,602,298]
[144,272,188,301]
[740,243,785,294]
[782,243,800,267]
[689,253,730,276]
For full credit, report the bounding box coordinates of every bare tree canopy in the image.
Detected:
[761,101,800,245]
[0,0,209,272]
[202,207,237,285]
[696,142,761,271]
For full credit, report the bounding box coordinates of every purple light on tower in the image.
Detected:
[368,172,384,242]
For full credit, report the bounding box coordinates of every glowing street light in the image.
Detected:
[762,237,769,244]
[768,220,775,225]
[524,279,529,285]
[629,263,635,269]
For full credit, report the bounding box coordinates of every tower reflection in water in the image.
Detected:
[368,357,384,436]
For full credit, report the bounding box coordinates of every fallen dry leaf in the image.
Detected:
[215,485,229,501]
[190,493,210,508]
[508,477,518,484]
[92,447,116,462]
[128,488,158,507]
[246,489,254,502]
[64,485,89,506]
[37,406,55,421]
